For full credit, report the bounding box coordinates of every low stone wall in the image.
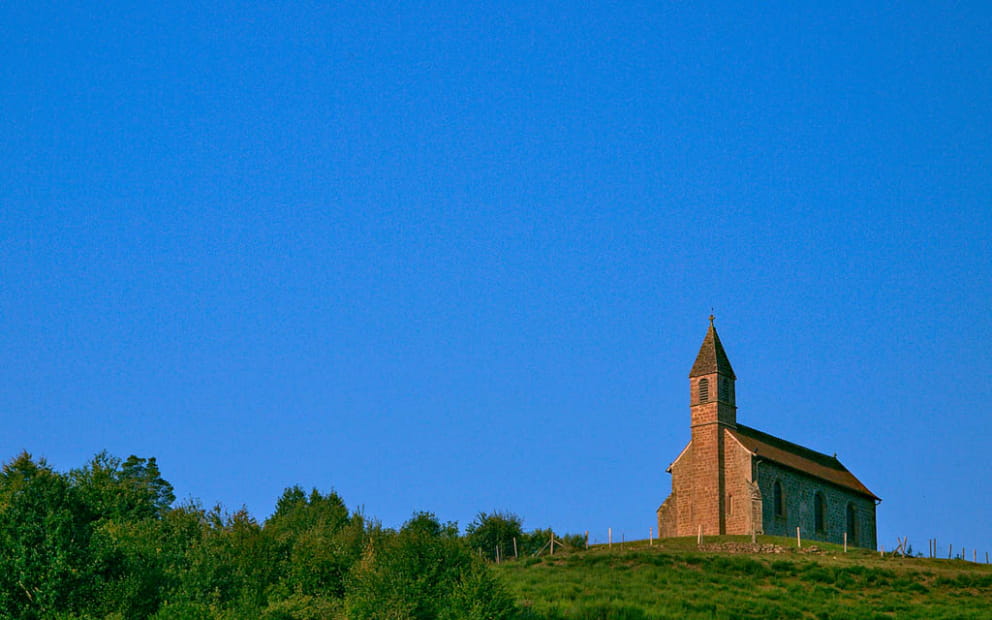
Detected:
[696,542,786,554]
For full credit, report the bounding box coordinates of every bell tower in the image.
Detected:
[687,315,737,534]
[689,315,737,428]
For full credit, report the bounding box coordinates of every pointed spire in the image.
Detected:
[689,316,736,379]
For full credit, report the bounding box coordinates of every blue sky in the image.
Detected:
[1,2,990,555]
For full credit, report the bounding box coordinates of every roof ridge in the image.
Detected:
[734,424,845,471]
[731,424,879,500]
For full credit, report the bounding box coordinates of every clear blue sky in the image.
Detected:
[2,2,990,555]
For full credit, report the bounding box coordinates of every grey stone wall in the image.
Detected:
[755,461,876,549]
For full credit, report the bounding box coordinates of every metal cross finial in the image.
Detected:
[709,312,715,325]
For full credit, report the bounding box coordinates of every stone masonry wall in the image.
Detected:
[657,494,677,538]
[722,430,755,535]
[687,422,723,537]
[667,443,696,536]
[756,461,877,549]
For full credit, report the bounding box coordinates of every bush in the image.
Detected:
[466,511,524,562]
[345,512,516,620]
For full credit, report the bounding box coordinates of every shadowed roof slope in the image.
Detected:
[689,317,736,379]
[730,424,880,500]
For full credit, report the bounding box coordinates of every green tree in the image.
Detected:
[346,512,516,620]
[64,451,180,617]
[0,452,94,619]
[466,511,524,562]
[71,451,175,522]
[88,517,171,618]
[264,486,365,600]
[170,505,280,615]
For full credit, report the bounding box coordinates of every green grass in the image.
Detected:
[494,536,992,619]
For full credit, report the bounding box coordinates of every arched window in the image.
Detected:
[846,504,858,546]
[773,481,784,518]
[814,492,826,533]
[698,378,709,403]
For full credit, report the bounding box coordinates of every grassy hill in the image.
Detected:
[494,536,992,619]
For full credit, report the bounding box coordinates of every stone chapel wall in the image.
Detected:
[722,430,756,535]
[756,461,876,549]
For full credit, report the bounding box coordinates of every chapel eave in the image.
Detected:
[732,424,880,501]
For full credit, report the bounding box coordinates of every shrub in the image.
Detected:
[466,511,524,562]
[345,512,516,620]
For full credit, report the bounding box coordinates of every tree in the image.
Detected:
[346,512,516,620]
[71,451,175,522]
[62,451,180,617]
[264,486,365,599]
[169,505,280,614]
[466,511,524,561]
[0,452,93,619]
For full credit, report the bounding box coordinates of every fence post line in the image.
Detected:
[796,526,801,549]
[697,524,702,546]
[844,532,847,553]
[513,537,518,559]
[608,527,612,549]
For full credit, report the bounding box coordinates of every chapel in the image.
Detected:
[657,318,878,548]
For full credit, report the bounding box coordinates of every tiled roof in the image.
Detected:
[730,424,880,500]
[689,319,736,379]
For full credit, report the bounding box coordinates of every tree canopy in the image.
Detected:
[0,452,522,619]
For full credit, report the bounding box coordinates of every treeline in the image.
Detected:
[0,451,570,619]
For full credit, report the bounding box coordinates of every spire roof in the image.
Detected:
[689,316,736,379]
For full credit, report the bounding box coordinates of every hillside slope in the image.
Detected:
[495,537,992,619]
